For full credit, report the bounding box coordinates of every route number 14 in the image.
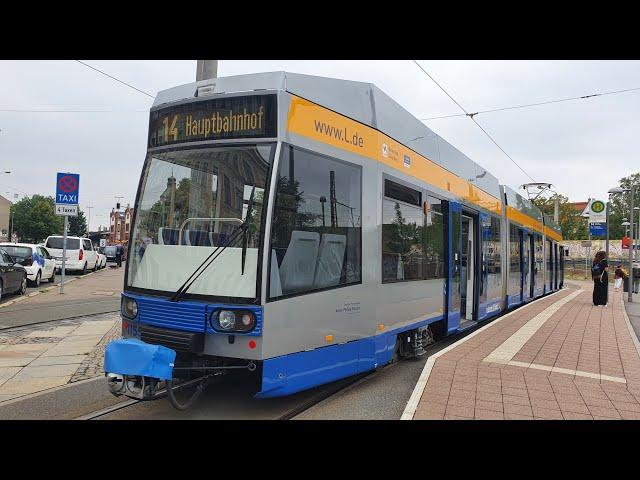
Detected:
[163,115,178,143]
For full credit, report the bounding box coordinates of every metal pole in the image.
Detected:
[633,207,640,261]
[196,61,218,81]
[86,205,93,235]
[585,241,588,279]
[605,199,610,261]
[553,197,559,224]
[629,186,635,303]
[60,215,68,294]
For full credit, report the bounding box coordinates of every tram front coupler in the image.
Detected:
[104,338,176,400]
[106,373,163,400]
[104,337,258,408]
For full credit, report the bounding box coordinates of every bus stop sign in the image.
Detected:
[56,173,80,205]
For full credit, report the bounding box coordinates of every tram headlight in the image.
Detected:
[218,310,236,330]
[210,310,256,332]
[121,297,138,319]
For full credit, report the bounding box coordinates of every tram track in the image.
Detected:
[72,289,575,421]
[76,314,496,421]
[0,308,119,332]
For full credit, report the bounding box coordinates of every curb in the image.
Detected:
[0,269,101,309]
[400,288,573,420]
[0,376,128,420]
[621,298,640,360]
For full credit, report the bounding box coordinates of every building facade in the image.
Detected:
[0,195,11,242]
[109,205,134,244]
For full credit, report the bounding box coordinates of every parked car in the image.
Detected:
[97,252,107,269]
[0,248,27,300]
[44,236,99,274]
[104,245,118,264]
[0,243,56,286]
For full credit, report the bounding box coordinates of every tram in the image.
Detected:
[104,72,566,408]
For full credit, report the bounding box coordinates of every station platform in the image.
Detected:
[402,282,640,420]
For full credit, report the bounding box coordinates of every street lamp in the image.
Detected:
[634,206,640,261]
[609,186,635,302]
[622,221,631,236]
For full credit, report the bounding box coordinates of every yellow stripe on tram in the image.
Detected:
[287,95,502,215]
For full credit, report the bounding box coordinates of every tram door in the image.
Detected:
[447,201,479,332]
[521,229,533,302]
[559,247,565,288]
[554,243,559,290]
[460,215,476,324]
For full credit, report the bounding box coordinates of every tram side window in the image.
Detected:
[487,216,502,300]
[508,223,520,296]
[382,180,423,282]
[268,145,362,299]
[424,197,445,280]
[534,234,544,289]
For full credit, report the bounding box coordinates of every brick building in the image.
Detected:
[0,195,11,242]
[109,204,134,244]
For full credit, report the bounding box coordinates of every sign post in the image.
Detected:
[55,173,80,294]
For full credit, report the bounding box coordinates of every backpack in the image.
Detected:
[592,263,604,282]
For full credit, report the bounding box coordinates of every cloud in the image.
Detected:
[1,60,638,230]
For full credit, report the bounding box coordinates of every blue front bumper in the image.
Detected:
[104,338,176,380]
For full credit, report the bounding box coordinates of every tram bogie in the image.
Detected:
[104,72,565,409]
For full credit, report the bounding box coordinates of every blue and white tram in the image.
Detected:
[104,72,565,408]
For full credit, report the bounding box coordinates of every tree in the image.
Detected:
[607,172,640,240]
[10,195,63,243]
[532,193,588,240]
[68,209,88,237]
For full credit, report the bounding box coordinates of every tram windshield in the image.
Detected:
[127,144,274,300]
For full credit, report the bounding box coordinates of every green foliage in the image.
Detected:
[384,202,422,256]
[10,195,63,243]
[271,175,317,245]
[68,209,88,237]
[533,172,640,240]
[607,172,640,239]
[533,193,588,240]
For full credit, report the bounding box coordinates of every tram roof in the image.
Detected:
[153,71,503,201]
[543,216,563,235]
[503,185,544,223]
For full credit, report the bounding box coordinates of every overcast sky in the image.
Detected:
[1,60,638,230]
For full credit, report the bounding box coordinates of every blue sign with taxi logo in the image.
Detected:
[56,173,80,205]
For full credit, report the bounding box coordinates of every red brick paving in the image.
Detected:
[412,283,640,420]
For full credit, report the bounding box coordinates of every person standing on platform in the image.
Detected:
[116,244,123,268]
[592,250,609,306]
[614,265,626,292]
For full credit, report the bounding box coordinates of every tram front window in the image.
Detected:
[127,144,274,300]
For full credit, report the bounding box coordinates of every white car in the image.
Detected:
[0,243,56,286]
[97,252,107,269]
[44,236,99,274]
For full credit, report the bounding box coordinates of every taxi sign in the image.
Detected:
[55,204,78,216]
[56,173,80,205]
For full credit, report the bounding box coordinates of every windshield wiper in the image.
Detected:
[170,186,257,302]
[169,225,246,302]
[241,185,256,276]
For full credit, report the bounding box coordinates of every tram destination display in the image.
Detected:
[148,94,277,148]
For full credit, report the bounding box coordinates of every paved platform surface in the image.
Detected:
[0,313,120,404]
[404,282,640,420]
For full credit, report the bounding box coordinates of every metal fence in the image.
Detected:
[564,257,628,281]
